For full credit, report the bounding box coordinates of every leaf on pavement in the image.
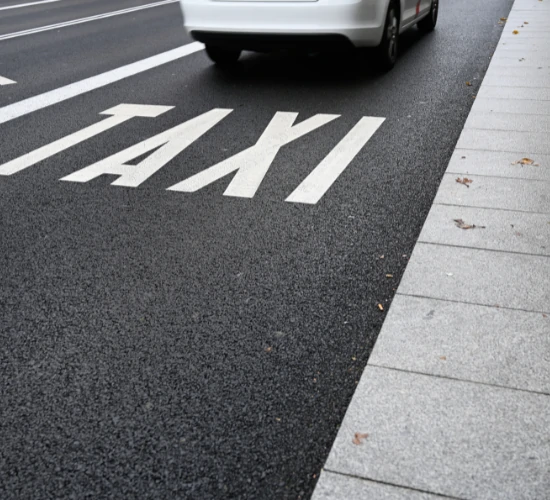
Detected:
[500,17,507,21]
[513,157,536,165]
[377,304,384,311]
[454,219,486,230]
[513,30,519,34]
[466,81,472,86]
[439,356,447,360]
[456,177,473,187]
[352,432,369,445]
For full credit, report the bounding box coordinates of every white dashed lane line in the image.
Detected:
[0,0,61,11]
[0,0,178,41]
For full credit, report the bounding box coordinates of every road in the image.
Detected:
[0,0,513,498]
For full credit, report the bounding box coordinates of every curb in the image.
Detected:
[313,0,550,498]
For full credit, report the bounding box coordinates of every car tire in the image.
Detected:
[376,0,399,71]
[418,0,438,33]
[205,45,242,66]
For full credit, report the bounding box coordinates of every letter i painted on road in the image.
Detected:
[286,116,385,204]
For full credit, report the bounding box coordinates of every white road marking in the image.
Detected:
[286,117,386,204]
[1,104,385,204]
[0,104,173,176]
[0,43,203,126]
[60,109,232,186]
[0,0,61,11]
[0,76,17,85]
[168,112,340,198]
[0,0,178,41]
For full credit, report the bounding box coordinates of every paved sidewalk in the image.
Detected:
[313,0,550,498]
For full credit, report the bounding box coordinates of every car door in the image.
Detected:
[419,0,432,17]
[401,0,420,28]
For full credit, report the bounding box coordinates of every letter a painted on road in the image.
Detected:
[61,109,232,187]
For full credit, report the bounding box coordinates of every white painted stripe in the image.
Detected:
[0,0,178,41]
[0,0,60,11]
[0,42,203,126]
[0,76,17,85]
[286,116,385,204]
[0,0,61,10]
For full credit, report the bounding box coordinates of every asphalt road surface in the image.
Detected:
[0,0,513,498]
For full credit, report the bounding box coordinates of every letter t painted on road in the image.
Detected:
[0,104,173,176]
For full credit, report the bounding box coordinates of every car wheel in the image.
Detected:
[418,0,438,33]
[376,0,399,71]
[205,45,242,66]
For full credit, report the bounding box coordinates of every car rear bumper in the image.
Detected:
[191,31,355,51]
[179,0,388,48]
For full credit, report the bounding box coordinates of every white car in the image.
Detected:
[179,0,438,69]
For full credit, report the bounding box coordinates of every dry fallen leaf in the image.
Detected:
[352,432,369,445]
[265,346,273,353]
[456,177,473,187]
[524,21,529,24]
[513,157,535,165]
[440,356,447,361]
[513,30,519,34]
[454,219,486,230]
[466,81,472,86]
[378,304,384,311]
[500,17,507,21]
[386,274,394,278]
[275,417,281,422]
[543,314,548,319]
